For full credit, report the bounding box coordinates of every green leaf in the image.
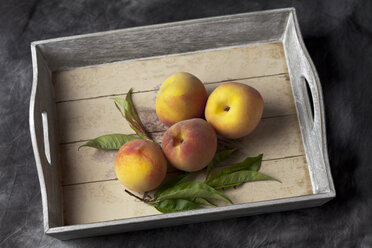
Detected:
[128,123,149,140]
[155,173,189,199]
[156,181,232,204]
[78,134,138,150]
[112,98,127,116]
[205,148,238,180]
[125,89,142,124]
[207,170,280,189]
[193,197,217,206]
[216,182,243,189]
[112,97,134,123]
[112,89,151,141]
[206,154,263,184]
[154,199,201,213]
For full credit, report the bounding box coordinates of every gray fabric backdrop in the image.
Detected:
[1,0,371,247]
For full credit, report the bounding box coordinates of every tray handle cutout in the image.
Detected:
[41,111,51,165]
[299,66,323,137]
[300,75,315,130]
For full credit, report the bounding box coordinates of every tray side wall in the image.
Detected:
[34,9,290,71]
[29,46,63,229]
[282,11,335,195]
[47,193,333,240]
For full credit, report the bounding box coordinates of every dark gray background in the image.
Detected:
[1,0,371,247]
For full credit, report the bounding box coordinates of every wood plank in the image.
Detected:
[60,115,304,185]
[53,43,287,102]
[56,74,294,144]
[62,156,312,225]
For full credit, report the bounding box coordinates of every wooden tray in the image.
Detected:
[29,8,335,240]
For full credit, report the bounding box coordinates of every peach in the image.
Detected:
[115,139,167,192]
[205,82,264,139]
[161,118,217,172]
[156,72,207,126]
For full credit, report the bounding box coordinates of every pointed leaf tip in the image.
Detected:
[77,134,139,150]
[207,170,279,189]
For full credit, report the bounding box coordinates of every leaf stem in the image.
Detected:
[125,189,149,202]
[124,189,159,204]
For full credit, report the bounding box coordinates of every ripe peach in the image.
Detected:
[155,72,207,126]
[205,82,264,139]
[161,118,217,172]
[115,139,167,192]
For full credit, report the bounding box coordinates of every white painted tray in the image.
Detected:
[29,8,335,240]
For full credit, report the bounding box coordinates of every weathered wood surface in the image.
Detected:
[53,43,312,225]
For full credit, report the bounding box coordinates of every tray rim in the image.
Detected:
[29,7,335,240]
[31,8,289,46]
[47,192,334,240]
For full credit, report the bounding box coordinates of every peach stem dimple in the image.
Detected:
[224,106,230,112]
[173,137,184,146]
